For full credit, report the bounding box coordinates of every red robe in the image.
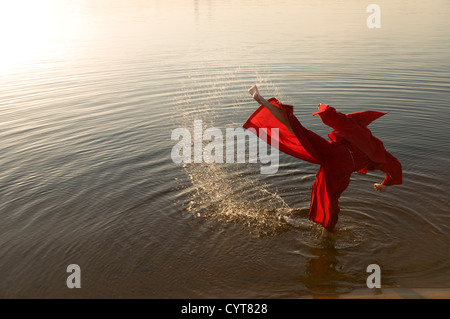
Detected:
[243,98,402,232]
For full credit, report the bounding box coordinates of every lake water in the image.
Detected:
[0,0,449,298]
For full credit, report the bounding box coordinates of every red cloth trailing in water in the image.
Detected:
[243,98,402,232]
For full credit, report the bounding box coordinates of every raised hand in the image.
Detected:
[374,183,387,193]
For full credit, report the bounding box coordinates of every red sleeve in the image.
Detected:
[379,152,402,186]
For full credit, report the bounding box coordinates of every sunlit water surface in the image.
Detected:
[0,0,449,298]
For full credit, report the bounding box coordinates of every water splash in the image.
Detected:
[172,67,297,235]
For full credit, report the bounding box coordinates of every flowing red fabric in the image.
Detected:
[243,100,320,165]
[313,104,388,164]
[243,98,402,232]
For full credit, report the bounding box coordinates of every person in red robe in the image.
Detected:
[244,85,402,237]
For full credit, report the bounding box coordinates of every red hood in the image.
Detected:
[313,104,388,127]
[313,104,388,164]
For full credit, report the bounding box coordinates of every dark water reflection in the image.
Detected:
[0,0,449,298]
